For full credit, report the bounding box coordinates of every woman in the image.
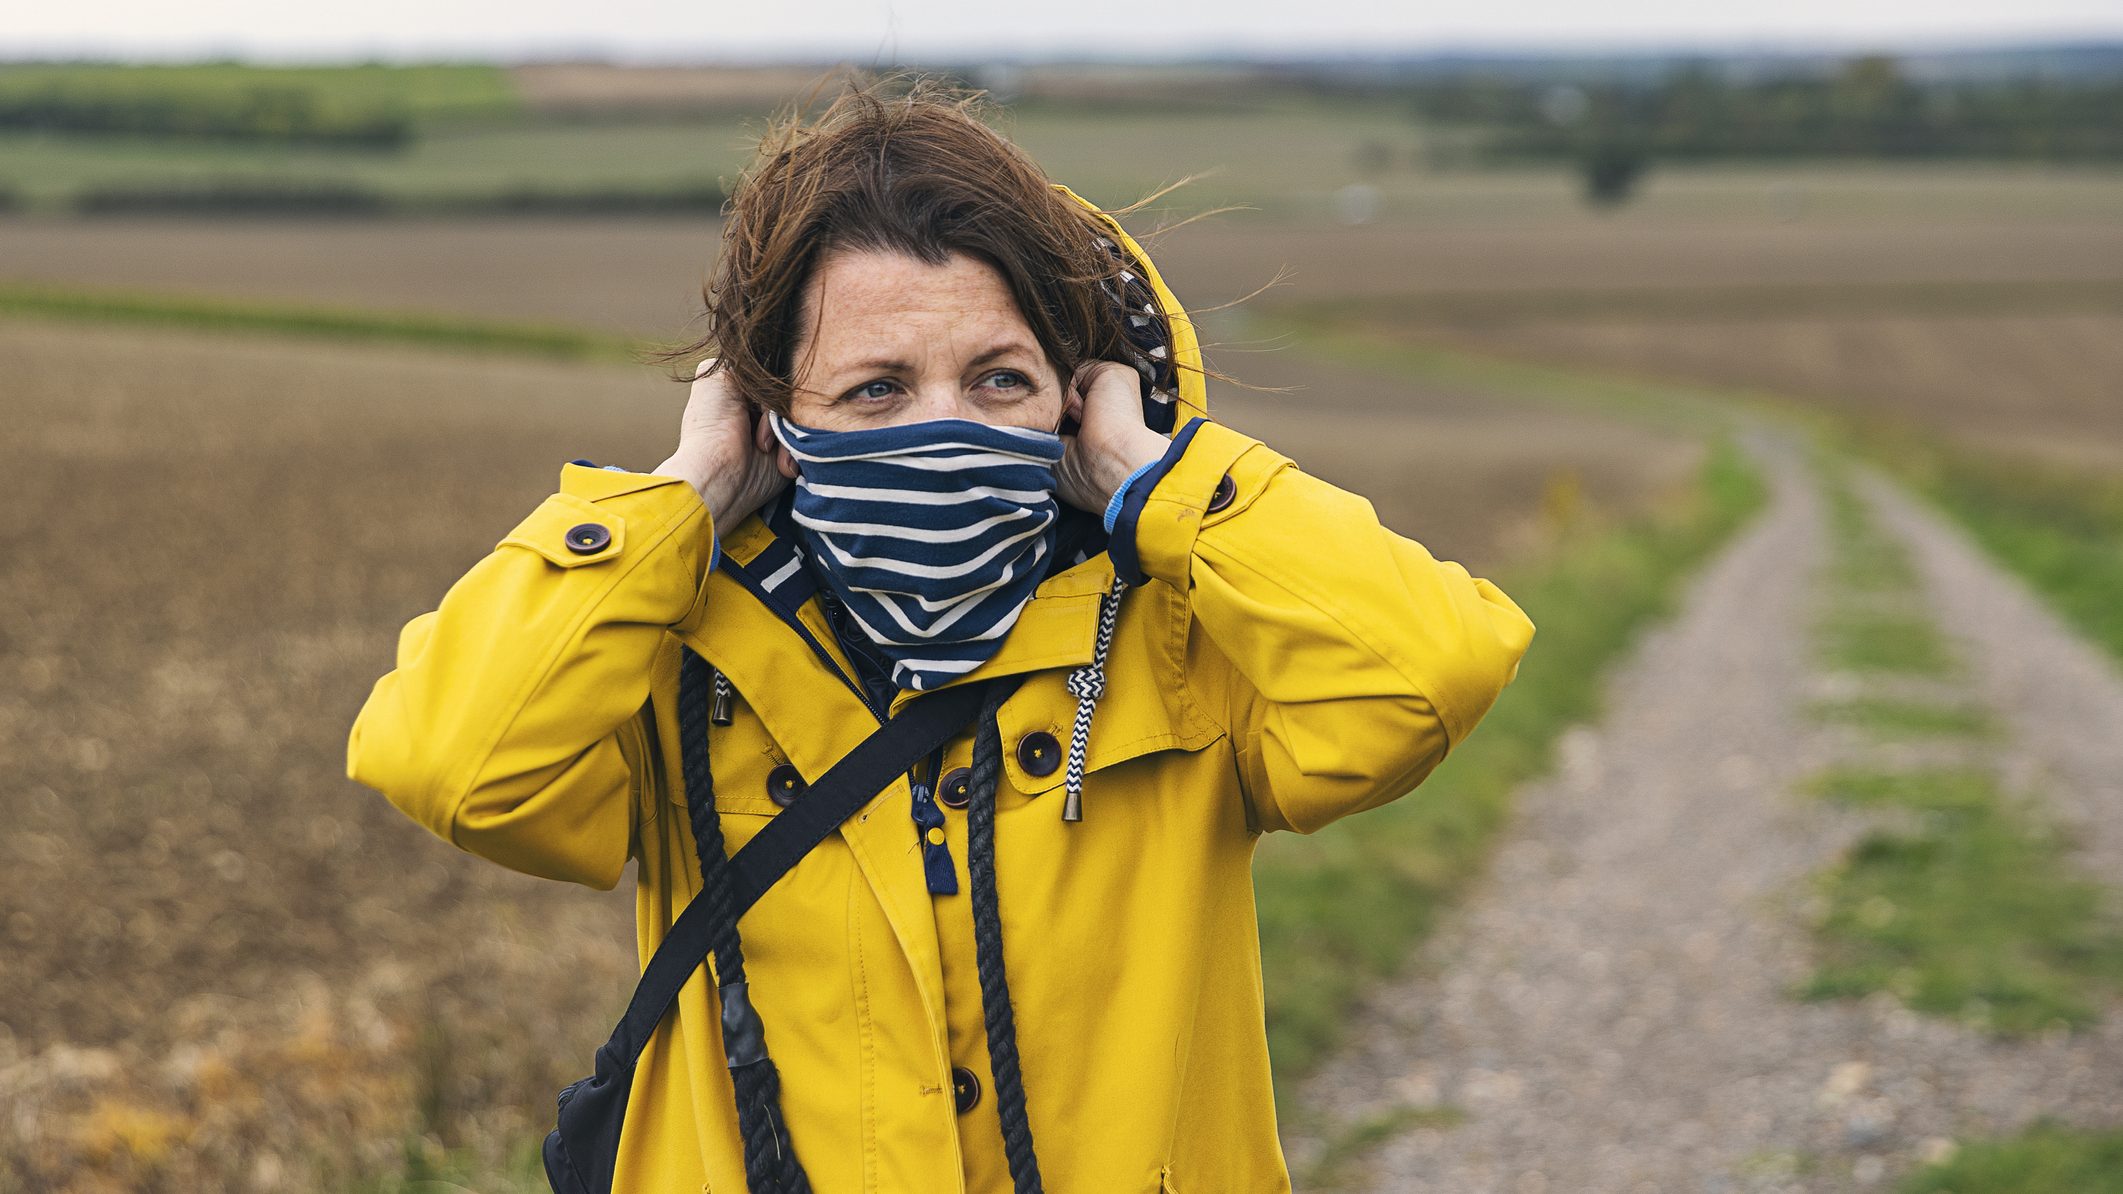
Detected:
[348,80,1535,1194]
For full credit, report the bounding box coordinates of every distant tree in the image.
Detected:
[1581,136,1650,207]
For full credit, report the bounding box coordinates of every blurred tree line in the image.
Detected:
[1405,55,2123,202]
[0,81,414,147]
[1413,56,2123,163]
[60,177,730,216]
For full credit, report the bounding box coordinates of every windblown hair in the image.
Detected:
[652,75,1181,413]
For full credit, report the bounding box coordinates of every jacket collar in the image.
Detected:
[678,502,1114,726]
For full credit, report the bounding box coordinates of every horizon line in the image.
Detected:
[5,30,2123,70]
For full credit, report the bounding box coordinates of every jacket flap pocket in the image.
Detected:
[662,688,802,818]
[996,664,1220,797]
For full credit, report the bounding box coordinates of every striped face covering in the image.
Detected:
[766,411,1067,691]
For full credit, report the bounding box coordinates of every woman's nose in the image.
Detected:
[902,385,977,426]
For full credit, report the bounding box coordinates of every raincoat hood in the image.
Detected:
[1055,183,1209,440]
[1054,182,1210,435]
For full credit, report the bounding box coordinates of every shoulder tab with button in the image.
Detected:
[499,492,627,568]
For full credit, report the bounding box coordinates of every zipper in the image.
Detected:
[820,590,896,721]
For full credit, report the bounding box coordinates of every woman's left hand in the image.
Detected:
[1056,360,1170,515]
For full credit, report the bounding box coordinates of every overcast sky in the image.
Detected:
[8,0,2123,62]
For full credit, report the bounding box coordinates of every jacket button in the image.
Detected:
[1206,473,1237,514]
[1016,731,1061,778]
[951,1065,982,1114]
[564,522,612,554]
[765,763,805,807]
[937,766,974,809]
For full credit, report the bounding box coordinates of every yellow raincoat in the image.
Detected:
[347,191,1535,1193]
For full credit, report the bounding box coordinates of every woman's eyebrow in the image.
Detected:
[841,356,915,375]
[966,341,1038,368]
[833,340,1037,381]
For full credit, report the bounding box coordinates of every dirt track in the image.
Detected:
[1285,427,2123,1192]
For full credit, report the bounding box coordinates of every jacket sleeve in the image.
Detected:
[1126,421,1536,835]
[346,463,715,888]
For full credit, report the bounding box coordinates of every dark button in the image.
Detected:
[564,522,612,555]
[937,766,974,810]
[764,763,805,807]
[951,1065,982,1114]
[1206,473,1237,514]
[1016,731,1061,778]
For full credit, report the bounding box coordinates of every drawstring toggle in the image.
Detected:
[1060,575,1128,823]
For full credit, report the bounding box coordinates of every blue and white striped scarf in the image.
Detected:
[767,411,1067,691]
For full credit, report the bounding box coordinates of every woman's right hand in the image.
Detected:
[653,358,790,530]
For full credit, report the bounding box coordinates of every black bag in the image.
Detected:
[542,668,1007,1194]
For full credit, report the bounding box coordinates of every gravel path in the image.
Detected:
[1284,427,2123,1193]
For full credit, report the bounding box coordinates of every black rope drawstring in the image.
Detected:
[967,680,1045,1193]
[968,572,1127,1189]
[680,570,1126,1194]
[678,649,813,1194]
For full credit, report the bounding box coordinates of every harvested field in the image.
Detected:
[0,215,729,338]
[1312,269,2123,471]
[1199,341,1707,566]
[0,313,1694,1190]
[1422,310,2123,472]
[0,322,666,1191]
[4,167,2118,336]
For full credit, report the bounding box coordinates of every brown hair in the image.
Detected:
[649,75,1190,414]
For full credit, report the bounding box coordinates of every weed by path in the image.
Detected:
[1803,769,2123,1034]
[1897,1122,2123,1194]
[1805,695,1997,740]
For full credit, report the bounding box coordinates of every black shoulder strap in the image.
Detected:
[600,671,1019,1069]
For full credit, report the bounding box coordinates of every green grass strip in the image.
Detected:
[1816,607,1959,677]
[1802,768,2123,1035]
[1809,459,1962,675]
[0,282,639,361]
[1806,766,1996,814]
[322,1134,547,1194]
[0,62,522,121]
[1819,472,1923,595]
[1300,1103,1467,1192]
[1898,1123,2123,1194]
[1258,433,1768,1098]
[1807,695,1995,740]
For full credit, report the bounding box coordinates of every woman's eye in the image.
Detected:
[983,370,1029,392]
[848,380,899,402]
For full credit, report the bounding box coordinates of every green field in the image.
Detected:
[0,61,517,113]
[7,62,2123,219]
